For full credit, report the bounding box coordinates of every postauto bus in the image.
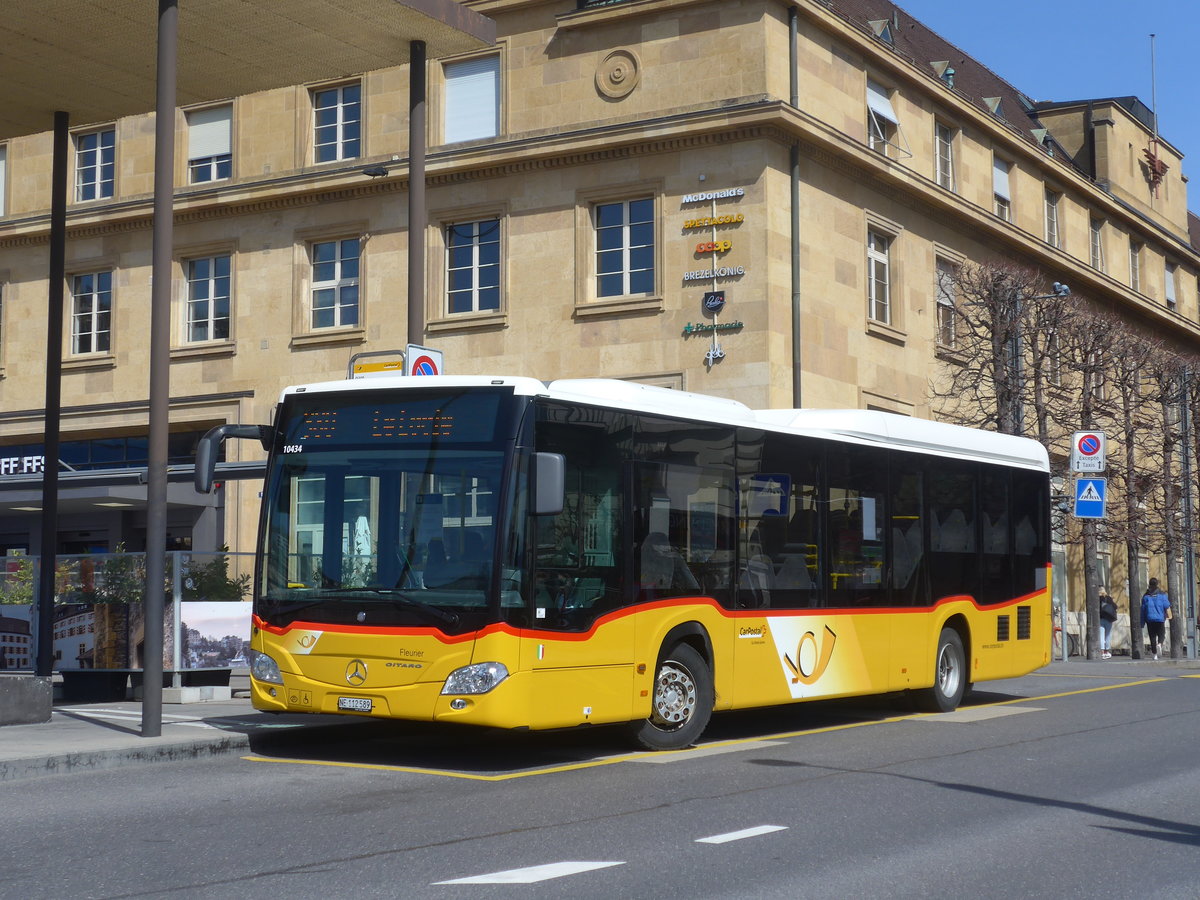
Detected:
[196,375,1050,750]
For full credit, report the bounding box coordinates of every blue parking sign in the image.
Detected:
[1073,478,1106,519]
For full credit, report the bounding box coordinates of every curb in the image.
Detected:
[0,732,253,783]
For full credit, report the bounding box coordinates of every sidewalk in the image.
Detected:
[1,656,1196,783]
[0,675,369,783]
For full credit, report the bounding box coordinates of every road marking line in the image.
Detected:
[243,679,1168,780]
[914,705,1044,723]
[696,825,788,844]
[633,739,786,763]
[434,861,624,884]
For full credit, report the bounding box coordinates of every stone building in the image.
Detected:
[1,0,1197,628]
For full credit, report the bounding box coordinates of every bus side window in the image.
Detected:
[980,468,1012,603]
[927,461,980,603]
[1011,469,1048,596]
[533,404,631,631]
[826,447,887,607]
[889,454,928,606]
[737,432,822,611]
[634,416,736,608]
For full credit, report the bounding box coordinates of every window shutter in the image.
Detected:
[867,80,898,124]
[0,146,6,216]
[992,158,1011,199]
[188,106,231,160]
[444,56,499,144]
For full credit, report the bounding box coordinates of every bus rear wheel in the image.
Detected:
[917,627,966,713]
[629,643,713,751]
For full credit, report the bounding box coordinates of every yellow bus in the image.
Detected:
[197,375,1050,750]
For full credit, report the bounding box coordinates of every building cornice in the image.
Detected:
[0,99,782,247]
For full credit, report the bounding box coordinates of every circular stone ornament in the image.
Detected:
[596,49,641,99]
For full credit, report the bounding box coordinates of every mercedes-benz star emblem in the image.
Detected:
[345,659,368,686]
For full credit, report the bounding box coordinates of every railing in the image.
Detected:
[0,551,254,672]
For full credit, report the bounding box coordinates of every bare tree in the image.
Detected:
[1104,325,1167,658]
[1056,302,1128,659]
[1142,352,1189,659]
[931,260,1065,437]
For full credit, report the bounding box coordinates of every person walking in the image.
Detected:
[1098,586,1117,659]
[1140,578,1172,660]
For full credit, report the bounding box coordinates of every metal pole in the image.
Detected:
[36,111,69,677]
[407,39,427,346]
[1181,373,1197,658]
[142,0,178,737]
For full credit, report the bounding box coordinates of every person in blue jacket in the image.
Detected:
[1140,578,1172,660]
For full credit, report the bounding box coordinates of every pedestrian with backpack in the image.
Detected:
[1140,578,1172,660]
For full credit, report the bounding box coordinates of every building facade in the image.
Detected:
[1,0,1198,627]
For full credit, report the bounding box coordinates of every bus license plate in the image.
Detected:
[338,697,372,712]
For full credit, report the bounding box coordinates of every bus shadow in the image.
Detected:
[233,689,1026,775]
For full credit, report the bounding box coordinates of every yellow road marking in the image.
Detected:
[241,677,1168,780]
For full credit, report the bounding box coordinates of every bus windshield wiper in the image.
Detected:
[315,589,461,626]
[261,596,330,616]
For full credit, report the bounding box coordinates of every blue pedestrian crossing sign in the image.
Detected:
[1073,478,1107,519]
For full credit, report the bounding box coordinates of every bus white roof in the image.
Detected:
[278,375,1048,472]
[752,408,1049,472]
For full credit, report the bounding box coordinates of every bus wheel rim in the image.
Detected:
[937,643,960,697]
[651,661,696,727]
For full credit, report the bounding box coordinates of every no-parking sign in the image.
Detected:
[405,344,443,376]
[1070,431,1106,473]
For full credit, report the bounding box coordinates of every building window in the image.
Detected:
[185,255,231,342]
[1130,241,1142,292]
[71,271,112,355]
[1044,190,1061,248]
[935,122,955,190]
[867,229,892,324]
[312,83,361,163]
[936,258,958,348]
[446,219,500,314]
[1047,330,1062,387]
[75,129,115,201]
[594,197,654,298]
[444,55,500,144]
[1165,262,1178,310]
[867,79,898,155]
[1087,352,1107,401]
[310,238,360,329]
[0,144,7,216]
[1089,218,1106,271]
[187,105,232,184]
[993,158,1012,221]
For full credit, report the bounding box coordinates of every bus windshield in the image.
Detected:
[257,388,519,630]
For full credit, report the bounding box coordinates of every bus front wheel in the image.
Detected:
[917,628,966,713]
[629,643,713,751]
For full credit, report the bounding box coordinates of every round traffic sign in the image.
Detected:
[410,355,439,376]
[1077,434,1101,456]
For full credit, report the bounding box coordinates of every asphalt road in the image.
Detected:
[6,666,1199,899]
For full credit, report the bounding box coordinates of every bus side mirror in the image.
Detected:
[195,423,273,493]
[534,452,565,516]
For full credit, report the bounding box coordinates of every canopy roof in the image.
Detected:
[0,0,495,139]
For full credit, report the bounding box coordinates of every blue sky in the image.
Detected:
[897,1,1198,196]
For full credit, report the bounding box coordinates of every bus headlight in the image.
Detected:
[441,662,509,695]
[247,649,284,684]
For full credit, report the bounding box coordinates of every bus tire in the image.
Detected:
[917,628,966,713]
[629,643,713,751]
